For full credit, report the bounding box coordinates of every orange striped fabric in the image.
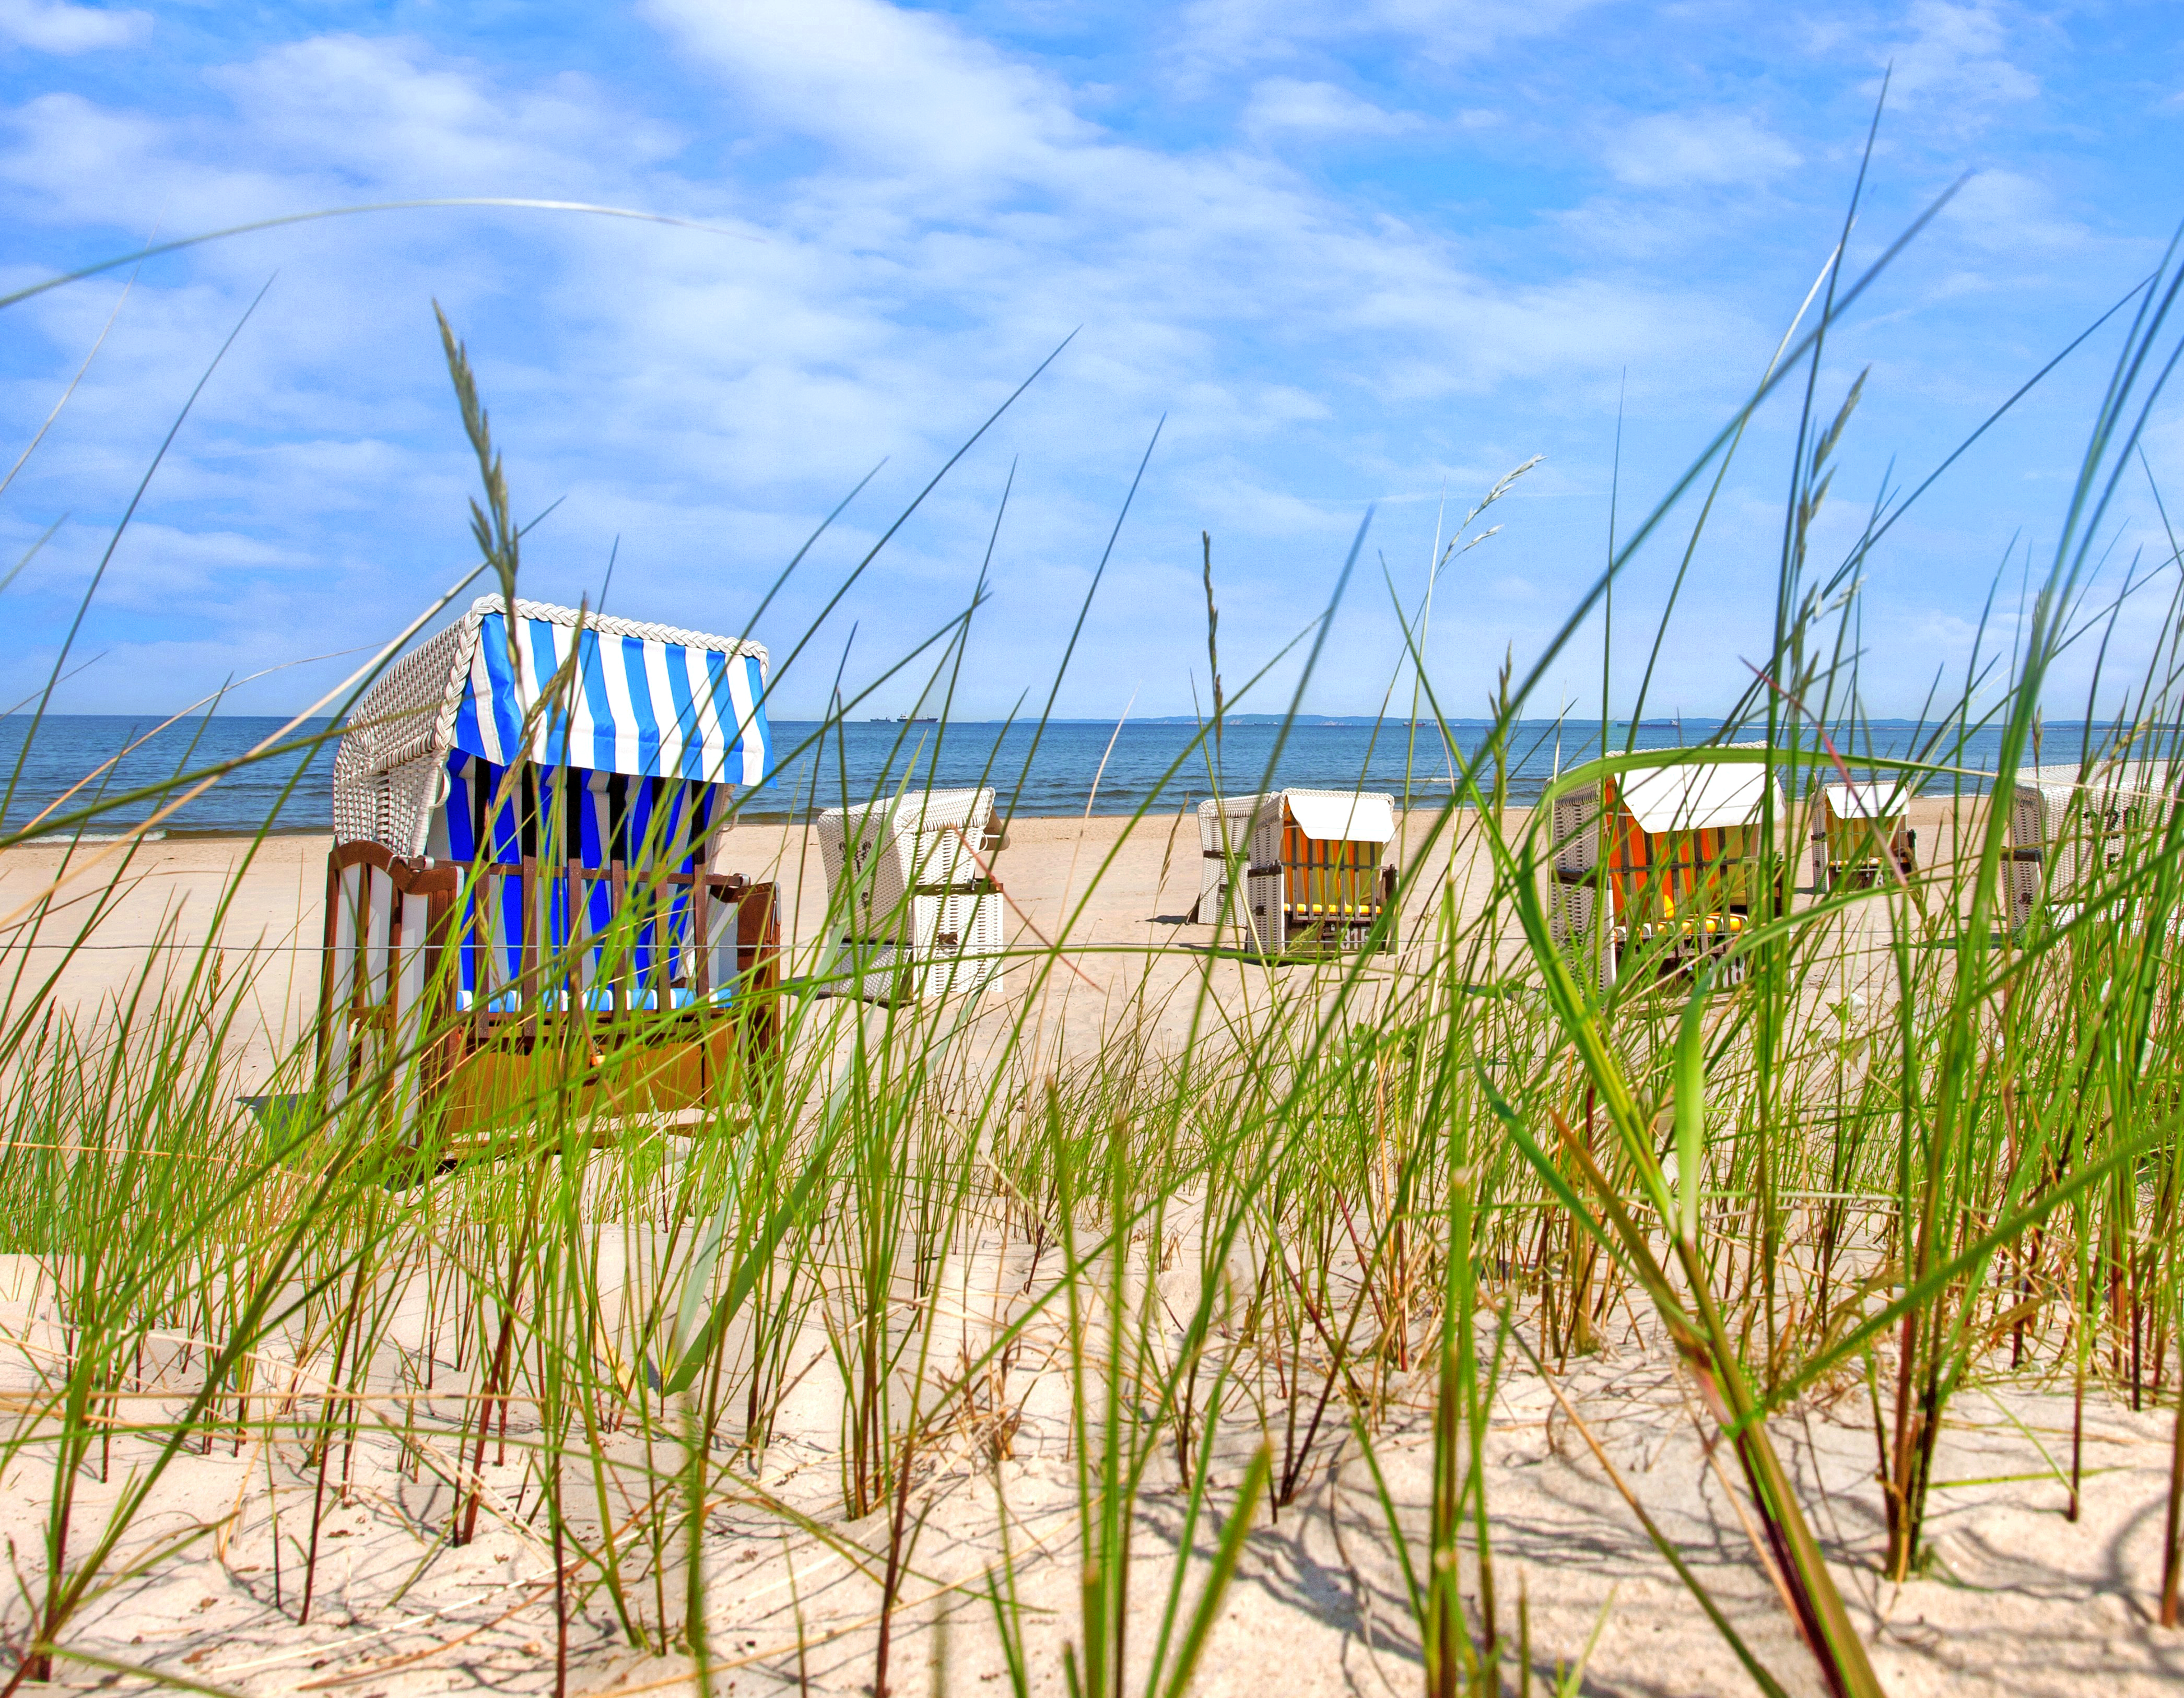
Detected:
[1602,779,1756,926]
[1282,824,1381,918]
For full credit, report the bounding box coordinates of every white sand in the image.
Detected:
[0,1261,2175,1696]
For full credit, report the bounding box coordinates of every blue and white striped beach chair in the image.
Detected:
[321,596,781,1141]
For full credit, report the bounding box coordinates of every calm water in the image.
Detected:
[0,715,341,840]
[0,713,2106,840]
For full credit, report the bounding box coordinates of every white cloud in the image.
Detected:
[1882,1,2039,111]
[641,0,1089,185]
[1240,77,1424,140]
[0,5,1774,720]
[632,0,1721,410]
[1177,0,1603,68]
[0,0,146,53]
[1552,196,1712,261]
[1606,111,1800,189]
[55,521,311,611]
[204,36,683,192]
[0,92,170,222]
[1943,169,2087,255]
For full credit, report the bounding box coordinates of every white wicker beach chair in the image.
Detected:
[321,595,781,1141]
[2004,759,2181,931]
[1546,783,1607,977]
[815,787,1006,1004]
[1190,793,1284,950]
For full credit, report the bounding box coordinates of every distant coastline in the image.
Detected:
[0,712,2127,842]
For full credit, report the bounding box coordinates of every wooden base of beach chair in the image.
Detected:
[1816,828,1917,893]
[1818,855,1914,892]
[1276,914,1395,960]
[317,841,781,1154]
[437,931,782,1150]
[432,1019,770,1151]
[1273,866,1399,956]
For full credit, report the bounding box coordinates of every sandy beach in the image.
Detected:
[0,1248,2174,1698]
[0,805,1480,1076]
[0,792,1975,1065]
[14,0,2179,1682]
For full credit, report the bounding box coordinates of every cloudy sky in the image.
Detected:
[0,0,2177,722]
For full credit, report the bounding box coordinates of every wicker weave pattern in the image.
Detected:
[1546,783,1604,969]
[2006,760,2181,930]
[381,753,447,858]
[817,788,994,940]
[1191,794,1282,927]
[333,621,467,845]
[816,787,1002,1002]
[1278,785,1392,816]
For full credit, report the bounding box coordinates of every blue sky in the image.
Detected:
[0,0,2178,723]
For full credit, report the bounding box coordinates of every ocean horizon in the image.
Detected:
[0,712,2136,841]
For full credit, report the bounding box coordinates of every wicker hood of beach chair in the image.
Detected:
[319,596,781,1147]
[333,595,770,857]
[815,787,1006,1004]
[2005,759,2184,931]
[1191,793,1283,941]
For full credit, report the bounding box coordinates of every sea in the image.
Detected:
[0,713,2122,841]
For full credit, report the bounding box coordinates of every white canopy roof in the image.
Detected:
[1613,763,1775,834]
[1821,781,1913,820]
[1284,789,1396,844]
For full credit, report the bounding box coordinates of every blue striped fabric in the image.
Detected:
[451,610,771,787]
[441,752,729,1011]
[442,754,524,1010]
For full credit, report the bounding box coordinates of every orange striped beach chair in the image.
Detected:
[1193,788,1398,954]
[1548,760,1782,985]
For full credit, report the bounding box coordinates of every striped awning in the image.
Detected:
[451,608,771,787]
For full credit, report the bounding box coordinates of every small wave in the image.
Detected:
[18,830,169,844]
